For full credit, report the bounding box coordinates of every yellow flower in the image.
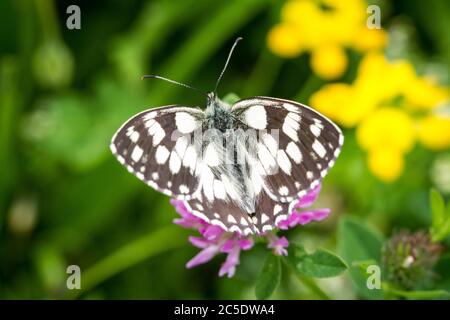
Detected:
[404,77,449,111]
[353,28,388,52]
[267,0,387,79]
[418,115,450,150]
[281,0,326,49]
[356,108,416,153]
[267,23,303,58]
[310,83,377,127]
[355,54,416,102]
[368,148,404,183]
[310,45,348,80]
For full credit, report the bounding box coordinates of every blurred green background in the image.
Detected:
[1,0,450,299]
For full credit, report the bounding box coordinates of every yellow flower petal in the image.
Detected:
[356,108,416,153]
[267,23,303,58]
[418,115,450,150]
[353,27,387,52]
[404,77,449,111]
[310,83,351,125]
[368,148,404,182]
[281,1,327,49]
[310,45,348,80]
[310,83,377,127]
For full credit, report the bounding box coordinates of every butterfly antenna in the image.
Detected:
[141,75,208,97]
[214,37,243,94]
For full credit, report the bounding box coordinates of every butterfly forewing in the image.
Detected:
[110,106,205,199]
[231,97,343,204]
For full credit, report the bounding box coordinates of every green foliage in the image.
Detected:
[255,254,281,300]
[430,189,450,242]
[338,217,384,299]
[286,244,347,278]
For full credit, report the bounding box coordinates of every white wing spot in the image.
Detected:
[252,216,258,224]
[202,167,215,202]
[117,155,125,164]
[276,150,292,174]
[287,112,301,122]
[329,159,335,167]
[258,143,277,172]
[273,204,282,215]
[262,133,278,157]
[262,225,273,232]
[275,214,288,225]
[240,217,249,226]
[282,117,299,142]
[283,103,300,113]
[244,105,267,129]
[227,215,237,224]
[174,136,189,157]
[306,171,314,180]
[312,140,326,158]
[131,146,143,162]
[155,145,170,164]
[214,213,220,219]
[229,225,242,233]
[286,142,302,164]
[183,146,197,173]
[136,172,144,180]
[143,112,156,120]
[129,131,140,143]
[279,186,289,196]
[261,213,269,224]
[310,124,321,137]
[175,112,198,134]
[211,219,227,230]
[169,151,182,174]
[152,172,159,180]
[179,184,189,194]
[148,122,165,146]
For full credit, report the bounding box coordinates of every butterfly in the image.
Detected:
[110,38,343,236]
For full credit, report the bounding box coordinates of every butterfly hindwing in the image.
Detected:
[232,97,343,203]
[110,105,205,200]
[185,188,290,235]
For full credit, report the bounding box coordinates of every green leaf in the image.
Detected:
[430,188,446,229]
[429,189,450,242]
[338,217,384,299]
[255,254,281,300]
[286,244,347,278]
[222,93,240,104]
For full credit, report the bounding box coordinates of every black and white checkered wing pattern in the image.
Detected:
[232,97,343,203]
[110,106,205,200]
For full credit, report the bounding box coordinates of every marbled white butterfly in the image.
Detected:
[110,38,343,235]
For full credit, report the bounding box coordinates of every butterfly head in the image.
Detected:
[207,92,218,105]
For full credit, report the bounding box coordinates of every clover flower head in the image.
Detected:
[171,184,330,277]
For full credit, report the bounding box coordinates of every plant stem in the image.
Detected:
[294,273,332,300]
[66,225,187,299]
